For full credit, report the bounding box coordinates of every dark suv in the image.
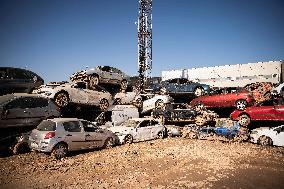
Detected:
[0,93,60,154]
[0,67,44,96]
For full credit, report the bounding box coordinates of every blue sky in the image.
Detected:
[0,0,283,82]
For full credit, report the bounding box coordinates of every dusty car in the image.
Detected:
[34,82,112,111]
[190,88,255,111]
[70,66,130,90]
[29,118,117,159]
[107,118,166,144]
[250,125,284,147]
[0,67,44,95]
[230,98,284,127]
[141,94,174,114]
[244,82,272,103]
[0,93,60,153]
[114,92,143,108]
[149,78,210,97]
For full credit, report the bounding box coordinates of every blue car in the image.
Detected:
[148,78,210,97]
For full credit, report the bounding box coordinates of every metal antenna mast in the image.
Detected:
[137,0,152,92]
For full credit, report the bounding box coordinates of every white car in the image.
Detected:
[33,82,112,111]
[107,118,166,144]
[141,94,174,114]
[272,83,284,97]
[250,125,284,147]
[114,92,142,108]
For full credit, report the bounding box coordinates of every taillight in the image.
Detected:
[44,132,55,139]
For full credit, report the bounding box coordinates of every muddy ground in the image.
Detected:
[0,138,284,189]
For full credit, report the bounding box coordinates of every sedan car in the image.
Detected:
[250,125,284,147]
[149,78,210,97]
[29,118,117,159]
[107,118,166,144]
[141,94,174,114]
[70,66,130,90]
[190,88,254,111]
[230,98,284,127]
[0,67,44,95]
[34,82,112,111]
[114,92,143,108]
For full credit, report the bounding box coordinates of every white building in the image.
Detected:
[162,60,284,88]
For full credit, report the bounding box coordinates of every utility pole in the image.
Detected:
[137,0,152,92]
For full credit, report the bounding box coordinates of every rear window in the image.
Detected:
[37,120,56,131]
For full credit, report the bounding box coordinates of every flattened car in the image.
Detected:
[70,66,130,90]
[33,82,112,111]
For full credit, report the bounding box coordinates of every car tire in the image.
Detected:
[99,99,109,111]
[155,99,165,110]
[235,99,247,110]
[89,75,99,88]
[258,136,272,146]
[134,98,143,108]
[157,131,165,139]
[194,102,205,112]
[124,135,133,144]
[52,143,68,160]
[54,92,69,107]
[238,114,250,127]
[194,87,205,97]
[103,137,114,148]
[195,115,206,126]
[121,80,128,90]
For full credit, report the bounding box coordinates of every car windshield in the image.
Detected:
[0,94,15,106]
[121,120,140,127]
[37,120,56,131]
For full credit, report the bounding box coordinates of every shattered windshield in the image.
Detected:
[121,120,139,127]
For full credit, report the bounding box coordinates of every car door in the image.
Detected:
[69,83,88,104]
[273,126,284,146]
[86,88,103,106]
[149,120,163,139]
[135,120,151,141]
[110,67,123,83]
[2,97,33,128]
[62,121,86,151]
[251,100,277,120]
[274,104,284,120]
[81,121,105,148]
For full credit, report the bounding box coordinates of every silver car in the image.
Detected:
[29,118,117,159]
[107,118,166,144]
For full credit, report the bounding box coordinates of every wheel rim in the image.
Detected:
[100,99,109,111]
[239,115,249,126]
[121,81,128,90]
[105,138,113,148]
[54,144,67,159]
[90,76,99,87]
[236,100,246,110]
[260,136,270,146]
[124,135,133,144]
[155,100,164,110]
[158,131,164,139]
[55,93,68,107]
[195,116,206,126]
[195,88,204,97]
[135,98,143,108]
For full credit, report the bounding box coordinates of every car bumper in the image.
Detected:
[29,140,54,152]
[249,134,259,144]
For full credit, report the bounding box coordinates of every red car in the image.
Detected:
[230,99,284,126]
[190,89,254,110]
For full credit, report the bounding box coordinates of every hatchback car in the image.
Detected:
[29,118,117,159]
[107,118,166,144]
[250,125,284,147]
[190,88,254,111]
[0,67,44,95]
[34,82,112,111]
[70,66,130,90]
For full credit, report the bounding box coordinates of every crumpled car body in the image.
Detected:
[114,92,142,108]
[250,125,284,147]
[149,78,210,97]
[70,66,130,89]
[107,118,166,144]
[244,82,272,103]
[141,94,174,114]
[33,82,113,110]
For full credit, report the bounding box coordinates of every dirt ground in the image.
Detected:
[0,138,284,189]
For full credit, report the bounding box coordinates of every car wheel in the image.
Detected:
[195,115,206,126]
[52,143,68,160]
[54,92,69,107]
[99,99,109,111]
[89,75,99,88]
[160,87,167,95]
[114,98,122,105]
[258,136,272,146]
[124,135,133,144]
[121,80,128,90]
[134,97,143,108]
[103,137,114,148]
[194,102,205,112]
[157,131,165,139]
[238,114,250,127]
[155,99,165,110]
[194,87,205,97]
[235,99,247,110]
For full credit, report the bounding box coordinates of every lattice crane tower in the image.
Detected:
[137,0,152,92]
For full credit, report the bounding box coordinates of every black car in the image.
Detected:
[148,78,211,97]
[0,67,44,96]
[0,93,60,154]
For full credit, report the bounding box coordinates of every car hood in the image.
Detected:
[108,126,134,134]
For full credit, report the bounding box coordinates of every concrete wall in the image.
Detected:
[162,60,283,88]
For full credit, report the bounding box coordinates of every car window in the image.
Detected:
[63,121,82,132]
[74,82,87,89]
[81,121,98,132]
[259,100,274,106]
[101,66,111,72]
[6,97,31,109]
[12,68,29,80]
[139,120,150,128]
[37,120,56,131]
[151,120,159,125]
